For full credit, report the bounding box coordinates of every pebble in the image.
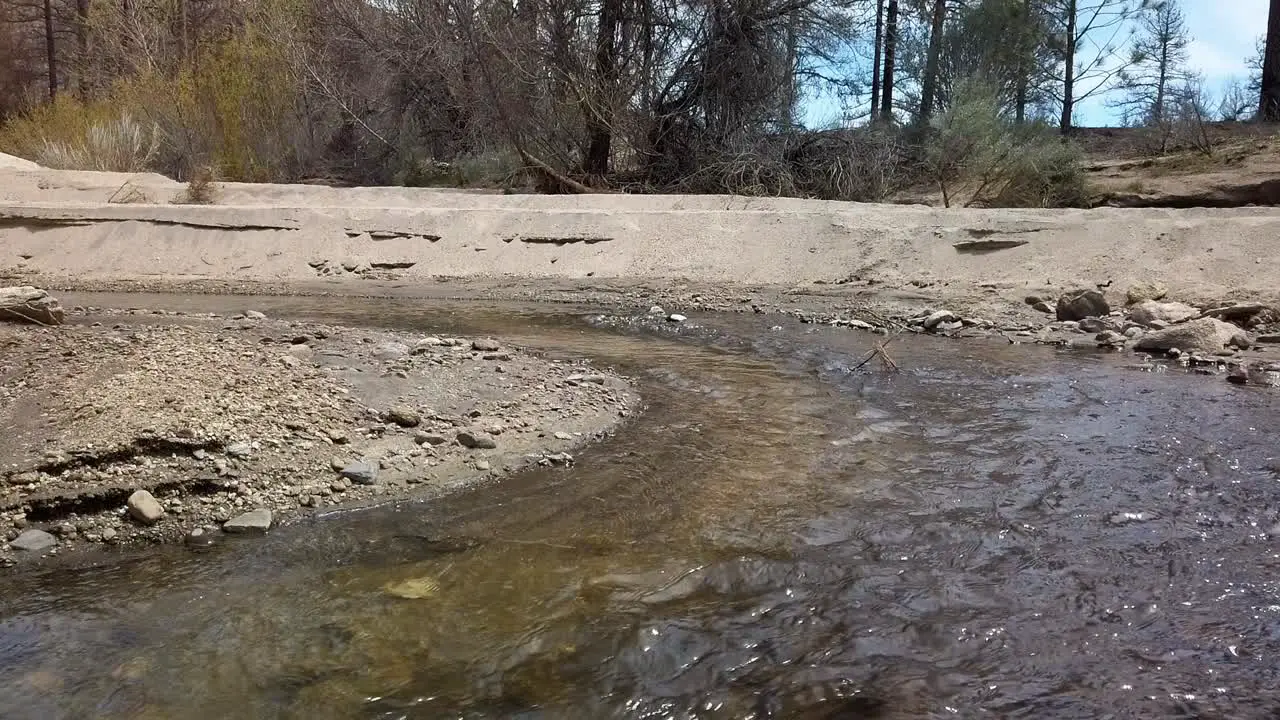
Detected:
[244,311,267,320]
[225,442,253,458]
[415,432,448,446]
[472,338,502,352]
[223,509,273,534]
[667,314,687,323]
[127,490,165,525]
[554,431,574,440]
[9,529,57,552]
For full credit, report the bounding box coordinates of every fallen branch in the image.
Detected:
[850,335,899,373]
[519,150,597,195]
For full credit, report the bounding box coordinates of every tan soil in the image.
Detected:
[0,308,635,563]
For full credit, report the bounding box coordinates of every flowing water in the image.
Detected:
[2,295,1280,719]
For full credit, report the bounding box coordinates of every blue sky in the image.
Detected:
[804,0,1269,128]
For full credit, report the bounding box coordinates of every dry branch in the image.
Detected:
[0,286,65,325]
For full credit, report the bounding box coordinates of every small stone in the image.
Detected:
[225,442,252,458]
[648,305,665,315]
[457,431,497,450]
[1032,301,1054,314]
[329,457,347,472]
[9,529,57,552]
[471,338,501,352]
[1231,332,1253,350]
[554,431,573,440]
[667,314,687,323]
[340,460,379,485]
[475,460,491,471]
[223,509,273,534]
[54,523,75,538]
[414,432,448,446]
[100,527,117,542]
[127,490,165,525]
[373,342,410,360]
[244,310,267,320]
[185,526,220,546]
[384,406,421,427]
[327,429,349,444]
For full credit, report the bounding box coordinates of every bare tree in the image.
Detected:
[1045,0,1138,133]
[880,0,898,121]
[870,0,883,119]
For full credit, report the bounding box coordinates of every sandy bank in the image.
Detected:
[1,168,1279,318]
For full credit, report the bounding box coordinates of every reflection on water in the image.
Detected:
[1,295,1279,718]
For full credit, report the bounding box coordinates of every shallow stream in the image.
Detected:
[2,295,1279,719]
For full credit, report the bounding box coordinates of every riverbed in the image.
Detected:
[1,294,1278,719]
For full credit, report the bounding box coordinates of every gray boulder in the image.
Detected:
[340,460,379,485]
[1056,290,1110,321]
[1133,318,1243,354]
[9,529,57,552]
[1128,300,1200,327]
[223,509,273,534]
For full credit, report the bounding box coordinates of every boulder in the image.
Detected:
[0,286,65,325]
[9,529,57,552]
[339,460,378,485]
[471,338,501,352]
[1133,318,1243,355]
[1128,300,1200,327]
[126,490,165,525]
[1125,281,1168,304]
[921,310,957,330]
[457,430,497,449]
[1056,290,1110,321]
[384,406,420,428]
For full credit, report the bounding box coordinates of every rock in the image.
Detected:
[1231,332,1253,350]
[384,406,420,427]
[185,526,220,546]
[1133,318,1242,355]
[648,305,665,315]
[1032,301,1054,314]
[1024,295,1044,306]
[667,314,687,323]
[475,460,491,471]
[1125,281,1168,304]
[1258,334,1280,344]
[922,310,957,330]
[9,529,57,552]
[340,460,379,485]
[373,342,410,360]
[1128,300,1200,327]
[0,286,65,325]
[936,320,964,332]
[126,490,165,525]
[412,337,444,353]
[1228,367,1250,385]
[553,431,573,440]
[1056,290,1110,321]
[1078,317,1114,333]
[100,527,117,542]
[457,431,497,450]
[225,442,252,458]
[1096,330,1127,346]
[244,310,267,320]
[471,338,501,352]
[223,509,273,534]
[414,432,448,446]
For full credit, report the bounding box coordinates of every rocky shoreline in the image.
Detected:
[0,307,636,565]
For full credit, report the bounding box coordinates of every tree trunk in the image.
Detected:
[584,0,622,177]
[76,0,89,99]
[1014,0,1032,124]
[918,0,947,124]
[870,0,884,120]
[1262,0,1280,120]
[43,0,58,100]
[1059,0,1077,133]
[880,0,898,122]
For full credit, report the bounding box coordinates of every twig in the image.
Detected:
[0,305,55,327]
[850,335,899,373]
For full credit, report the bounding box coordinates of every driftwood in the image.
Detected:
[0,286,65,326]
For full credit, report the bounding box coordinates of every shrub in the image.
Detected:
[924,81,1088,208]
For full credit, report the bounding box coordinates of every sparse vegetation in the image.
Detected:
[171,166,219,205]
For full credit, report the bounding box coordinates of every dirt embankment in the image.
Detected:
[0,307,635,564]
